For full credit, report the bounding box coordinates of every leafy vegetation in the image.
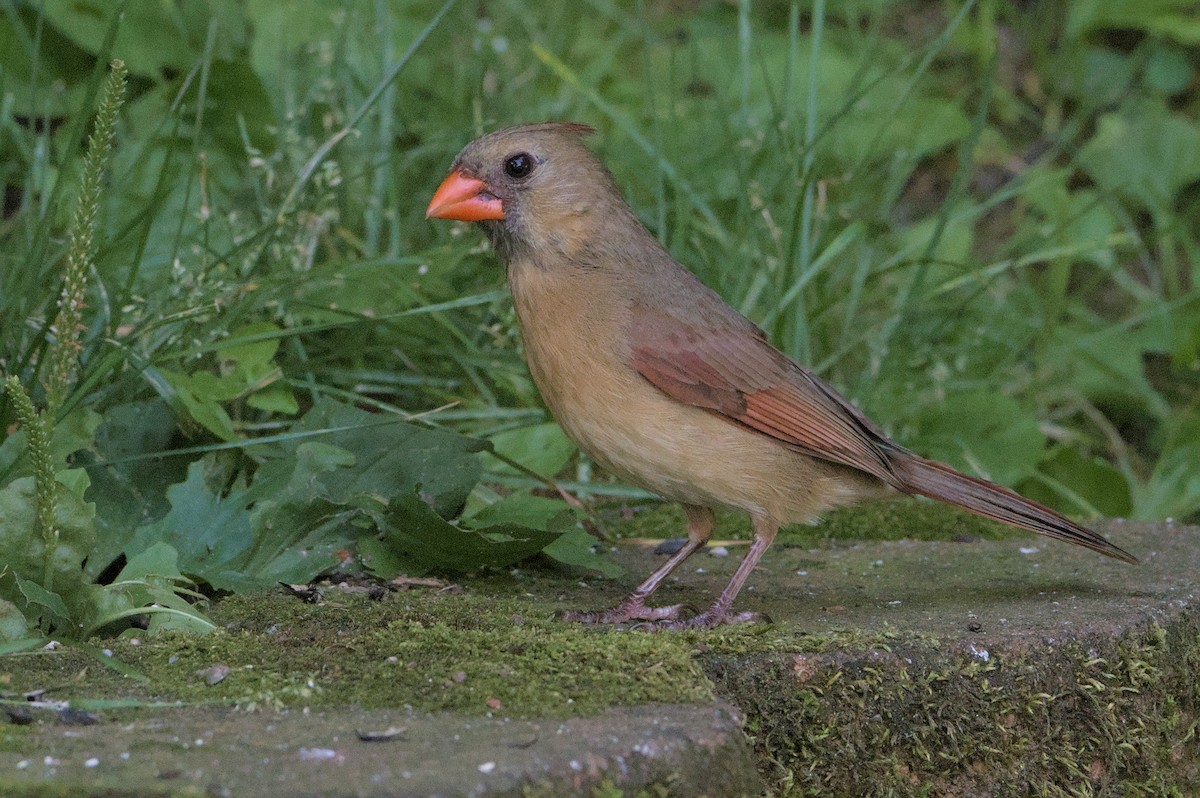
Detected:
[0,0,1197,641]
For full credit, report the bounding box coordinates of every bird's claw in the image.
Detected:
[637,608,769,631]
[558,600,767,630]
[556,599,694,625]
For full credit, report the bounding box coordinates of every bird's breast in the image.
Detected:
[506,260,877,520]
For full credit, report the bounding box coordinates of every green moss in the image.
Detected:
[3,590,712,718]
[701,617,1200,796]
[606,498,1028,548]
[0,726,34,753]
[1,506,1192,796]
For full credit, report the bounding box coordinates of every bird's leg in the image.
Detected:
[655,514,777,630]
[558,505,713,624]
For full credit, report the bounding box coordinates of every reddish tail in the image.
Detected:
[891,453,1138,564]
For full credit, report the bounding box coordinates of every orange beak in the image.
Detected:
[425,170,505,221]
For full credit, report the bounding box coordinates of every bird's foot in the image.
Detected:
[556,597,693,624]
[640,607,769,631]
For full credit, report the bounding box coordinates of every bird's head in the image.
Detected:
[426,122,625,263]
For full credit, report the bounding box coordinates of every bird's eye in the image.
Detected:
[504,152,534,180]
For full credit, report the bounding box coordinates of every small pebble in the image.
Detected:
[196,664,231,686]
[709,546,729,557]
[479,761,496,774]
[654,538,688,555]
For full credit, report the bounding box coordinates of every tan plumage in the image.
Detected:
[426,122,1136,629]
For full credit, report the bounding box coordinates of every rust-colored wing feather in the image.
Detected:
[630,307,898,485]
[630,305,1137,564]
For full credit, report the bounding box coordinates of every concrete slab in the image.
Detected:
[2,512,1197,796]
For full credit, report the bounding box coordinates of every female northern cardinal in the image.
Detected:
[426,122,1136,630]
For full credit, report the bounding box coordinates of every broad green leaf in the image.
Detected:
[1145,41,1194,94]
[0,6,95,114]
[125,449,351,593]
[1067,0,1200,45]
[102,543,215,634]
[473,494,621,577]
[1132,415,1200,521]
[13,574,71,628]
[246,383,299,414]
[487,422,576,477]
[0,598,30,642]
[127,461,256,592]
[157,369,239,441]
[906,391,1044,486]
[218,326,298,415]
[180,58,278,155]
[1044,325,1171,420]
[0,476,97,597]
[218,322,282,372]
[246,0,337,82]
[542,527,622,578]
[468,492,576,529]
[41,0,250,77]
[286,398,488,518]
[359,491,561,578]
[1019,447,1133,519]
[0,409,102,483]
[85,400,188,577]
[1079,100,1200,212]
[1020,170,1119,270]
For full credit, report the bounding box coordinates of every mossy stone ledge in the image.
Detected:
[1,504,1197,796]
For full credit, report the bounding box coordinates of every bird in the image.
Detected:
[425,121,1137,630]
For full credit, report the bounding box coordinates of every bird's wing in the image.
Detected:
[630,305,1138,563]
[630,305,900,486]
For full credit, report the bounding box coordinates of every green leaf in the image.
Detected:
[127,461,257,592]
[218,322,282,372]
[1067,0,1200,45]
[1079,100,1200,211]
[542,527,622,578]
[1020,169,1119,270]
[0,409,102,483]
[40,0,242,77]
[1145,41,1194,95]
[13,573,71,631]
[906,392,1044,486]
[1044,325,1171,420]
[1018,447,1133,518]
[0,598,30,642]
[487,422,576,477]
[181,59,278,155]
[103,543,215,634]
[358,491,561,578]
[284,398,488,518]
[0,475,97,609]
[85,400,188,577]
[0,6,95,115]
[246,383,299,414]
[1132,414,1200,521]
[158,369,239,441]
